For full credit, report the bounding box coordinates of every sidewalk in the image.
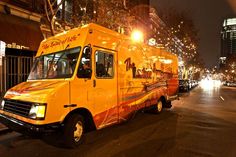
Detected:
[0,123,7,130]
[0,120,11,135]
[0,122,10,133]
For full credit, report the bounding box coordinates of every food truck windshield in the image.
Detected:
[28,46,81,80]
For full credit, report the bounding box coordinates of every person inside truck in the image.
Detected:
[66,53,78,73]
[78,61,92,78]
[77,47,92,78]
[96,63,106,77]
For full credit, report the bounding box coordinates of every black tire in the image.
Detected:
[63,114,85,148]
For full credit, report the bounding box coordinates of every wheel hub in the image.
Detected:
[157,101,162,112]
[74,121,83,142]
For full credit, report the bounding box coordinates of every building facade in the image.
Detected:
[0,0,44,97]
[0,0,187,96]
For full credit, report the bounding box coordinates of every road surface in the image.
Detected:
[0,85,236,157]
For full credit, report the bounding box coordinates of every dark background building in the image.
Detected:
[220,18,236,68]
[221,18,236,58]
[220,18,236,80]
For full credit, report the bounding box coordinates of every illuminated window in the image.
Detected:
[95,51,114,78]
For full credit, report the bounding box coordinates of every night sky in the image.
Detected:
[150,0,235,68]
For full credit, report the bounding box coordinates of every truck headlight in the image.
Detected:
[0,100,5,110]
[29,103,46,119]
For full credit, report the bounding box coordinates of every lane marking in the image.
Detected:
[220,96,225,101]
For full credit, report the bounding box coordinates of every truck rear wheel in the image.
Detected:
[156,100,163,113]
[63,114,85,148]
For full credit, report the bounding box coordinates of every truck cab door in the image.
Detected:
[91,49,118,129]
[70,46,94,113]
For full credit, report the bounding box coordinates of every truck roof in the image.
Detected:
[37,23,128,56]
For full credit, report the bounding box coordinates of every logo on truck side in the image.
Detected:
[42,35,78,50]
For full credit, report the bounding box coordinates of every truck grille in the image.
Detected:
[3,100,32,117]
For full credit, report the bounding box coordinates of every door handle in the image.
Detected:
[93,79,96,87]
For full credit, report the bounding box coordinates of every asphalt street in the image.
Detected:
[0,85,236,157]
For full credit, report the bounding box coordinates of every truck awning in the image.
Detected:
[0,13,43,51]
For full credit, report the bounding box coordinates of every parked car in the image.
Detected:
[187,80,192,89]
[190,80,195,88]
[179,80,190,92]
[191,80,199,88]
[225,81,236,87]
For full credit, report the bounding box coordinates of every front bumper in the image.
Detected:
[0,113,61,134]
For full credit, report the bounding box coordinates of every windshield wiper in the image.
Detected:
[45,44,70,78]
[55,44,70,66]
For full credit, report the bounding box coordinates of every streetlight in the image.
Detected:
[131,30,144,42]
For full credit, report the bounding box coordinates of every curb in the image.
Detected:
[0,128,12,135]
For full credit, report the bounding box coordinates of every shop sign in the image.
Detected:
[148,38,156,46]
[0,41,6,57]
[6,42,29,50]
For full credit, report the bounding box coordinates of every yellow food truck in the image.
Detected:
[0,23,178,147]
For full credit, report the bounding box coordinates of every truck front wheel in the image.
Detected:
[63,114,85,148]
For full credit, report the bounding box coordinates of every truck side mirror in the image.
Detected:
[84,46,91,59]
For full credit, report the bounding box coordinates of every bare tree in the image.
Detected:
[224,54,236,80]
[95,0,135,34]
[158,8,202,68]
[43,0,65,36]
[41,0,140,36]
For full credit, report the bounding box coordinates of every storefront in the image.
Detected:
[0,12,43,97]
